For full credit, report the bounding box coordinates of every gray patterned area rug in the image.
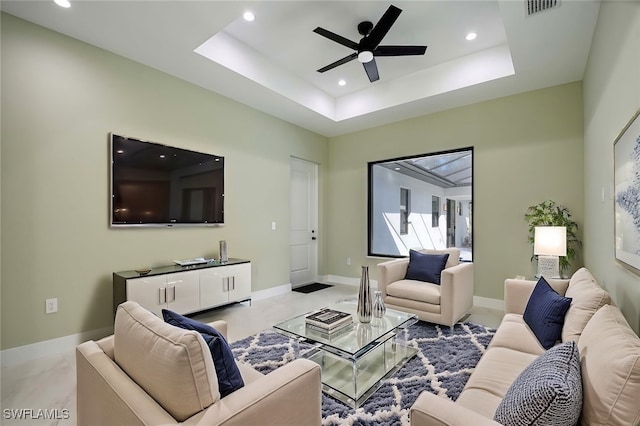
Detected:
[230,321,495,425]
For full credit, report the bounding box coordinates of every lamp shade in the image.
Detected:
[534,226,567,256]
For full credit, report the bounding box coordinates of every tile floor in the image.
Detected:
[0,283,503,426]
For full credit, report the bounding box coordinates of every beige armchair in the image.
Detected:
[76,301,322,425]
[377,248,474,327]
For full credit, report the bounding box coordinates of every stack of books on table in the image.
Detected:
[305,308,352,334]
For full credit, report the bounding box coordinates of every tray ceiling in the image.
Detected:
[0,1,600,137]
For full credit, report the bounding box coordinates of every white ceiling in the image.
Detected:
[1,0,601,137]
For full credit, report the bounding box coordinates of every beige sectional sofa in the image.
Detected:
[410,268,640,425]
[76,301,322,425]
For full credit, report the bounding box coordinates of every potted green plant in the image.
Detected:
[524,200,581,274]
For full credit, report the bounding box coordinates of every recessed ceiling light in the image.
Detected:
[243,11,255,22]
[465,32,477,41]
[54,0,71,8]
[338,79,346,86]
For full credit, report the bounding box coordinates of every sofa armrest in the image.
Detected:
[504,278,570,315]
[191,359,322,426]
[439,262,474,326]
[411,391,501,426]
[377,258,409,297]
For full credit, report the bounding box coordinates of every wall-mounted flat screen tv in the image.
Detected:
[110,133,224,227]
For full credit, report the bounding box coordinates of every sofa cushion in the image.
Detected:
[523,277,572,349]
[578,304,640,425]
[384,295,441,314]
[457,347,538,418]
[487,314,546,355]
[162,309,244,398]
[494,341,582,426]
[562,267,611,343]
[113,301,218,422]
[405,250,449,284]
[386,280,441,305]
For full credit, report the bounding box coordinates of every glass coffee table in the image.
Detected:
[273,300,418,408]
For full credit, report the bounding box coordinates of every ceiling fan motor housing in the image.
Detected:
[358,21,374,36]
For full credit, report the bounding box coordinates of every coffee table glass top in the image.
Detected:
[273,300,417,356]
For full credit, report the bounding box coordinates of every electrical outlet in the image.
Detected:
[271,221,276,230]
[346,257,351,266]
[46,298,58,314]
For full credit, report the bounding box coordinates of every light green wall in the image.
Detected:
[0,13,328,350]
[583,1,640,334]
[327,82,585,300]
[2,7,608,350]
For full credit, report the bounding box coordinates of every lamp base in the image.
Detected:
[537,255,560,279]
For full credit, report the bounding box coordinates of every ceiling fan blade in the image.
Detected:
[363,59,380,82]
[317,53,358,73]
[364,5,402,49]
[313,27,359,50]
[375,45,427,56]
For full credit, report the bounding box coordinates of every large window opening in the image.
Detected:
[367,147,473,261]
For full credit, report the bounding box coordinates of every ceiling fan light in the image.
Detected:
[358,51,374,63]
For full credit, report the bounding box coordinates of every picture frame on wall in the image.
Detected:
[614,108,640,272]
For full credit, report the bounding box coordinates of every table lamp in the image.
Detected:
[534,226,567,279]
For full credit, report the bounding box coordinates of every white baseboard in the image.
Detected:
[323,275,379,289]
[251,283,291,301]
[473,296,504,311]
[1,326,113,367]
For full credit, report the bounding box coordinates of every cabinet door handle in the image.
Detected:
[231,276,235,290]
[223,277,228,292]
[159,287,167,304]
[170,286,176,302]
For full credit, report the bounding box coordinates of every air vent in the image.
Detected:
[527,0,559,16]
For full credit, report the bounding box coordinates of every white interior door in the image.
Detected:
[290,157,318,287]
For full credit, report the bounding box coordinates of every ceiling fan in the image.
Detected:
[313,5,427,83]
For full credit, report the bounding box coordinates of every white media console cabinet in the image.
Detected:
[113,258,251,316]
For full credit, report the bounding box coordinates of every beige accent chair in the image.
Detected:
[76,301,322,425]
[377,248,474,327]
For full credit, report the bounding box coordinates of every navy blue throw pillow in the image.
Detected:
[162,309,244,397]
[404,250,450,285]
[523,277,572,350]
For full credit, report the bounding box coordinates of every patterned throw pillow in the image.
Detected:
[494,341,582,426]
